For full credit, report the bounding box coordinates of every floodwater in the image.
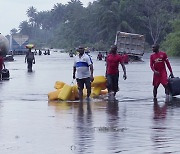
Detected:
[0,51,180,154]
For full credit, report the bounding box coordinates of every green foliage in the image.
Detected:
[14,0,180,53]
[161,20,180,56]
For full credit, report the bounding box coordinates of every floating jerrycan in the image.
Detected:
[58,84,72,101]
[54,81,65,89]
[48,89,61,101]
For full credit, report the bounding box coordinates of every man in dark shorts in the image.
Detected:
[106,45,127,98]
[25,48,35,72]
[150,44,174,99]
[73,46,94,101]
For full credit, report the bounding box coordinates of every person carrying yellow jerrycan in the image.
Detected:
[73,46,94,101]
[48,76,108,101]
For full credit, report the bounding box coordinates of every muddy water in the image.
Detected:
[0,51,180,154]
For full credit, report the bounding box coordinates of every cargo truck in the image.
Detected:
[115,31,145,62]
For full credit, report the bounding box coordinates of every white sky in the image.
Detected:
[0,0,95,36]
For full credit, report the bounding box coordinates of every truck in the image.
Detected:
[7,34,29,55]
[114,31,145,62]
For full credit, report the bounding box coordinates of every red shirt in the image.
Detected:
[150,51,172,73]
[0,56,4,70]
[106,53,123,74]
[123,54,129,63]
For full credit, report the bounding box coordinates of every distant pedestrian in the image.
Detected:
[34,49,37,55]
[97,52,103,60]
[47,49,50,55]
[0,52,5,79]
[73,46,94,101]
[38,49,42,55]
[25,48,35,72]
[106,45,127,98]
[44,51,47,55]
[69,50,74,57]
[150,44,174,99]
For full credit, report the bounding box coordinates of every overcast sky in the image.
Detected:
[0,0,95,36]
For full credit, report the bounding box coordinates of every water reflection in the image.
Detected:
[167,97,180,108]
[107,100,119,116]
[1,53,180,153]
[106,100,124,153]
[153,98,167,120]
[48,101,73,112]
[152,99,170,152]
[74,101,94,153]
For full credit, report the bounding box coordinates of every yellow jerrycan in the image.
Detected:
[100,89,108,95]
[91,86,102,97]
[48,89,61,101]
[70,85,79,101]
[54,81,65,89]
[91,76,106,87]
[58,84,72,101]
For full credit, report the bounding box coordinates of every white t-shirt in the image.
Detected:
[74,53,93,79]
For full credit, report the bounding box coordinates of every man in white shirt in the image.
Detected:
[73,47,94,101]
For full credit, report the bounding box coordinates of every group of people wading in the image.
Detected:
[72,44,174,102]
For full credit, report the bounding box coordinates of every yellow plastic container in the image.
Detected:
[54,81,65,89]
[100,89,108,95]
[26,44,34,49]
[48,89,61,101]
[72,85,79,100]
[99,82,107,90]
[83,88,87,98]
[58,84,72,101]
[70,85,78,101]
[92,86,102,97]
[91,76,106,87]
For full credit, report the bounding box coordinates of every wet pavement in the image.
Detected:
[0,51,180,154]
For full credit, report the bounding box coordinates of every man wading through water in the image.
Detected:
[25,48,35,72]
[150,44,174,100]
[106,45,127,99]
[73,46,94,101]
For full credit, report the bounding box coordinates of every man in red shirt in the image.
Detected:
[0,52,5,79]
[106,45,127,98]
[150,44,174,99]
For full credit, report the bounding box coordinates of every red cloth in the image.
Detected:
[150,51,172,86]
[123,54,129,63]
[0,56,4,70]
[106,53,123,74]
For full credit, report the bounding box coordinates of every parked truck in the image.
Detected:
[7,34,29,55]
[115,31,145,62]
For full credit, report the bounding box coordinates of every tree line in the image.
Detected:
[10,0,180,55]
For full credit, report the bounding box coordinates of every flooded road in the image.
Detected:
[0,51,180,154]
